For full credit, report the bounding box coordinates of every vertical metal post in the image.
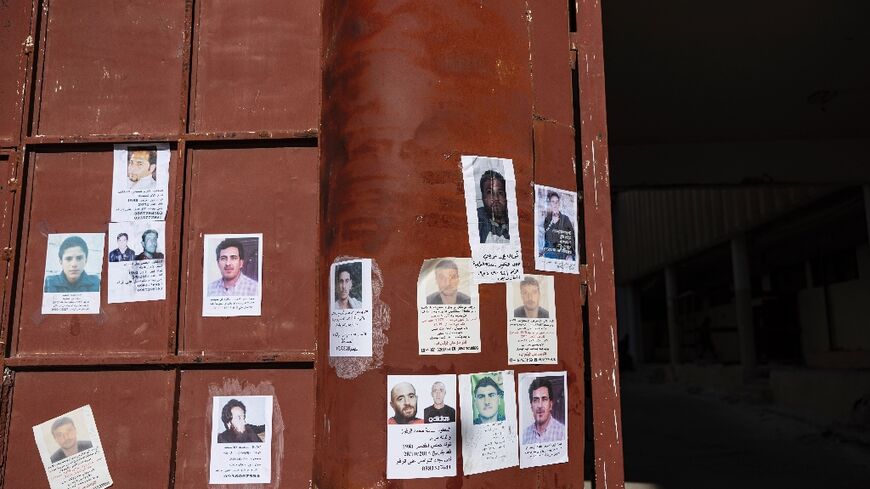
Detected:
[731,234,756,376]
[665,266,680,368]
[862,185,870,243]
[576,0,625,486]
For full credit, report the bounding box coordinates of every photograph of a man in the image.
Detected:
[48,417,93,463]
[477,170,510,244]
[514,276,549,318]
[521,377,566,445]
[473,376,505,424]
[388,382,423,425]
[334,262,362,310]
[44,235,101,293]
[217,399,266,443]
[426,259,470,305]
[207,237,259,297]
[424,381,456,423]
[126,146,157,190]
[541,191,576,260]
[108,233,135,262]
[135,229,164,260]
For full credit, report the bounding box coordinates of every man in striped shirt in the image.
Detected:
[521,377,566,445]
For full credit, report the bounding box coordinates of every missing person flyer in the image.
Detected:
[202,234,263,317]
[417,258,481,355]
[209,395,273,484]
[461,155,523,284]
[533,185,580,274]
[386,374,458,479]
[41,233,104,315]
[110,143,170,222]
[458,370,519,475]
[32,405,113,489]
[518,372,568,468]
[107,221,166,304]
[507,275,558,365]
[329,258,373,357]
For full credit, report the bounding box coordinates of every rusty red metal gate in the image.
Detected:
[0,1,623,487]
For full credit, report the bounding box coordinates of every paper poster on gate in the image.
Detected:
[32,405,113,489]
[459,370,519,475]
[461,155,523,283]
[534,185,580,274]
[107,222,166,303]
[42,233,104,315]
[110,143,170,222]
[518,372,568,468]
[202,234,263,317]
[417,258,481,355]
[507,274,558,365]
[386,374,458,479]
[329,258,373,357]
[209,396,273,484]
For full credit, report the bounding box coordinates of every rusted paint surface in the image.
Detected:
[576,0,626,487]
[3,370,176,488]
[33,0,186,137]
[319,1,585,487]
[190,0,321,133]
[11,149,180,358]
[174,370,314,488]
[180,146,318,356]
[0,0,33,146]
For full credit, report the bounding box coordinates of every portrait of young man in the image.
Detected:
[135,229,164,260]
[425,259,471,305]
[47,417,93,463]
[514,276,550,319]
[217,399,266,444]
[206,237,259,297]
[476,169,510,244]
[472,375,505,425]
[43,235,101,293]
[333,262,362,310]
[521,377,566,445]
[540,190,576,261]
[126,146,158,190]
[108,233,135,262]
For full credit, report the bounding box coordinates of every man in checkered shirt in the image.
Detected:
[207,238,259,297]
[521,377,566,445]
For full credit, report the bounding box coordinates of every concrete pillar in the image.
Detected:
[665,266,680,367]
[731,234,756,376]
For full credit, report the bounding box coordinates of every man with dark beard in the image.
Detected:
[217,399,265,443]
[388,382,423,424]
[477,170,510,243]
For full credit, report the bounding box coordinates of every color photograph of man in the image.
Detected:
[426,259,470,305]
[48,417,92,463]
[135,229,164,260]
[514,276,550,318]
[44,236,101,293]
[424,381,455,423]
[521,377,566,445]
[207,238,259,297]
[126,146,157,190]
[108,233,135,262]
[541,191,576,260]
[334,263,362,310]
[388,382,423,425]
[473,376,505,424]
[217,399,265,443]
[477,169,510,243]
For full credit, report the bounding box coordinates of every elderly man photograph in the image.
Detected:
[423,381,455,423]
[426,259,471,305]
[473,376,505,424]
[126,146,158,190]
[334,263,362,310]
[44,236,100,293]
[217,399,265,443]
[49,417,93,463]
[521,377,566,445]
[388,382,423,425]
[206,238,259,297]
[135,229,164,260]
[477,170,510,244]
[108,232,135,262]
[514,276,550,318]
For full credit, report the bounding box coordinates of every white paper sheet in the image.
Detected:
[41,233,104,315]
[110,143,170,222]
[517,372,568,468]
[386,375,458,479]
[506,274,558,364]
[461,155,523,283]
[329,258,373,357]
[202,234,263,317]
[533,185,580,274]
[417,258,481,355]
[106,221,166,303]
[32,405,113,489]
[459,370,519,475]
[209,396,273,484]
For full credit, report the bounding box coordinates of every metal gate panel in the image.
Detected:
[173,369,315,488]
[12,148,179,358]
[32,0,186,137]
[180,146,318,358]
[0,0,33,146]
[3,370,175,489]
[190,0,321,134]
